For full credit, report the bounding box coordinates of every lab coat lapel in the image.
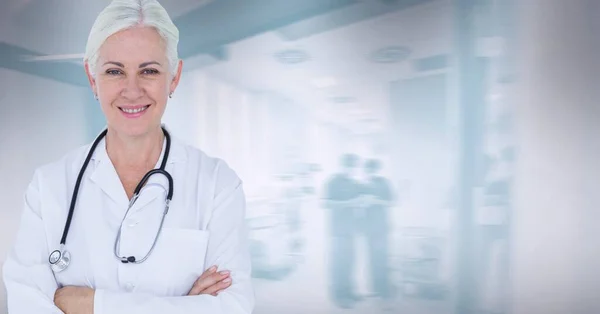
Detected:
[128,131,186,212]
[130,174,166,211]
[89,140,129,209]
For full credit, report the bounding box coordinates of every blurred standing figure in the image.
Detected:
[323,153,363,308]
[362,159,394,301]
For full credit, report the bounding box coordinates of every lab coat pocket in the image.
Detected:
[134,228,210,297]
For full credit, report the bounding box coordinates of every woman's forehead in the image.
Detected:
[99,27,167,62]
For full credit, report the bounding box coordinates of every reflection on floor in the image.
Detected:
[250,197,453,314]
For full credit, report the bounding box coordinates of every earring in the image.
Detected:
[169,92,173,99]
[94,94,98,100]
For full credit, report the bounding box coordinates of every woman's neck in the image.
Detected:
[105,127,165,170]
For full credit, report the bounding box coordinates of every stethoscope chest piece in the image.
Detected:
[49,247,70,273]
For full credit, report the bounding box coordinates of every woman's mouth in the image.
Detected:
[119,105,150,118]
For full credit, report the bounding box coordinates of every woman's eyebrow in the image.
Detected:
[103,61,124,67]
[139,61,161,68]
[101,61,162,68]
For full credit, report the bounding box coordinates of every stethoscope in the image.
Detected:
[49,126,174,273]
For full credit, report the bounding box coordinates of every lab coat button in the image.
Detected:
[125,282,135,291]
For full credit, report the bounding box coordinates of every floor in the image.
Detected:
[251,196,454,314]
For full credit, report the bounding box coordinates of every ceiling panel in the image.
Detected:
[0,0,356,86]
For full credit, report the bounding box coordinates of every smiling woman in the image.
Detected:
[2,1,255,314]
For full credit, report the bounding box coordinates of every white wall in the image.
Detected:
[161,70,277,197]
[0,69,90,313]
[512,1,600,313]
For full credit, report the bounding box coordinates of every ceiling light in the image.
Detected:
[274,49,309,64]
[21,53,85,62]
[369,46,411,64]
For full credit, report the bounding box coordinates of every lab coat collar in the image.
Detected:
[87,124,187,209]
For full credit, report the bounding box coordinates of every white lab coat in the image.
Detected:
[2,129,255,314]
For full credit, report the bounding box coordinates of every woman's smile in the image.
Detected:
[118,104,151,118]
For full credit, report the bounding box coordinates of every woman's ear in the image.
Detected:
[84,61,98,98]
[169,59,184,93]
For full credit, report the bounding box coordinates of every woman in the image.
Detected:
[2,1,254,313]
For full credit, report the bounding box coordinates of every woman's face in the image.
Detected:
[85,26,182,138]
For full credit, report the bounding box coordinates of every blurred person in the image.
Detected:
[322,153,363,309]
[361,159,394,303]
[2,1,254,313]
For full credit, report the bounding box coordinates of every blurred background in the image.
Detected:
[2,0,600,313]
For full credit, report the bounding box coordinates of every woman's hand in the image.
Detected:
[54,286,94,314]
[187,265,232,296]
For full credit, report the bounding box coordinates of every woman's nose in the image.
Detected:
[121,76,144,99]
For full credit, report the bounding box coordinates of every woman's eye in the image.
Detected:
[141,68,159,75]
[106,69,122,75]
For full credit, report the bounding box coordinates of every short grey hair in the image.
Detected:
[84,0,179,78]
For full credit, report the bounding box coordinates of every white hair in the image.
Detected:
[84,0,179,78]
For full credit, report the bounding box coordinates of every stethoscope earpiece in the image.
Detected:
[49,246,70,273]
